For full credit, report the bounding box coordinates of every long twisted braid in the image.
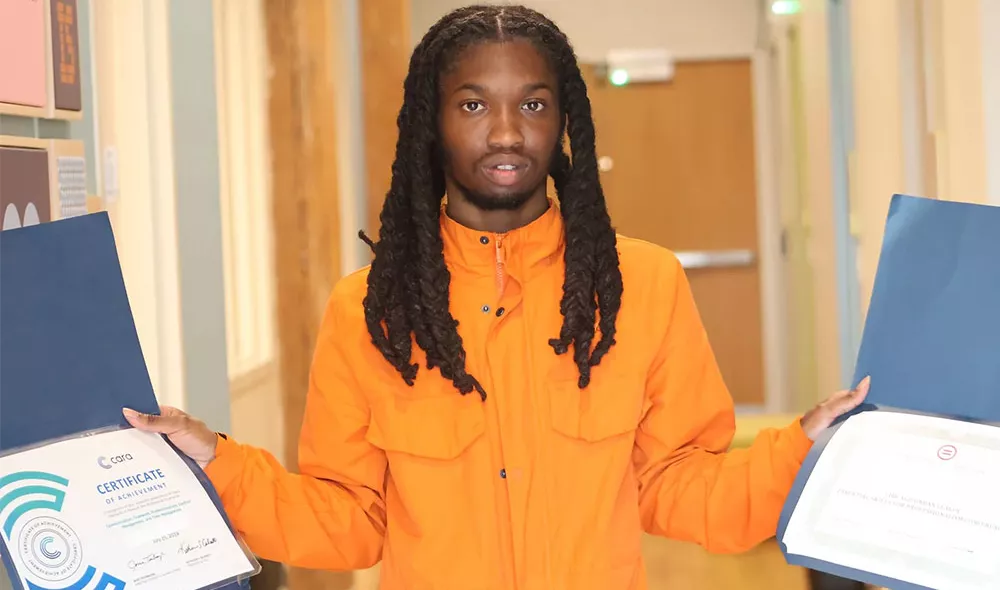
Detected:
[360,4,623,397]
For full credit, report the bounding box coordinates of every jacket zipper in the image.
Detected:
[494,234,506,299]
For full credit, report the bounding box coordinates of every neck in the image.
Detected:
[445,191,551,234]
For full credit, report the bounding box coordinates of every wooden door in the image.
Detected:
[584,59,765,406]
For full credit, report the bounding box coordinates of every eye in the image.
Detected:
[461,101,485,113]
[522,100,545,113]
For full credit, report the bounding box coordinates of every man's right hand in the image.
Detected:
[123,406,219,469]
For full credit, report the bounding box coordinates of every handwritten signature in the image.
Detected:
[178,537,218,555]
[128,552,165,570]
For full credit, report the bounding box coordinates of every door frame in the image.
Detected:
[88,0,234,430]
[827,0,863,389]
[89,0,187,410]
[985,0,1000,205]
[750,49,792,413]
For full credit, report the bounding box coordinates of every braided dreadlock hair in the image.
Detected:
[359,4,623,400]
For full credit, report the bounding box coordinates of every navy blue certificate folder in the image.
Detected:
[777,194,1000,589]
[0,213,248,590]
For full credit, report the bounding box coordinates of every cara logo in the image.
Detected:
[97,453,134,470]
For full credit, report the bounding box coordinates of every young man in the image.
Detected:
[125,5,869,588]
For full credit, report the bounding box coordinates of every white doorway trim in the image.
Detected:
[751,48,791,413]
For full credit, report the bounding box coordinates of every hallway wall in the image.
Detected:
[847,0,992,320]
[411,0,761,61]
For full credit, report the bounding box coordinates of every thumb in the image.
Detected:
[123,406,187,434]
[833,375,871,416]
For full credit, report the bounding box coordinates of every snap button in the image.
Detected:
[495,307,505,317]
[500,468,507,479]
[481,305,490,313]
[480,236,489,245]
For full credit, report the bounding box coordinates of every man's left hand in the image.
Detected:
[800,376,871,440]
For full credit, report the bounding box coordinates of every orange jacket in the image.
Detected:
[205,203,813,589]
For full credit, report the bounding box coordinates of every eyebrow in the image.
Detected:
[453,82,554,95]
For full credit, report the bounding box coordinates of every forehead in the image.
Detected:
[441,39,556,88]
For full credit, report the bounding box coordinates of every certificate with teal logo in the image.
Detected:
[0,428,258,590]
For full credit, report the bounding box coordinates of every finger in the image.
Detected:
[830,376,871,415]
[122,407,189,434]
[830,376,869,401]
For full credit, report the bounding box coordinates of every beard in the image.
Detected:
[449,177,543,211]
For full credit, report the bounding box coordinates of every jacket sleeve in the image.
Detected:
[204,288,386,570]
[632,253,813,554]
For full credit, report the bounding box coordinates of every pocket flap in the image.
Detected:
[367,394,486,459]
[549,373,646,442]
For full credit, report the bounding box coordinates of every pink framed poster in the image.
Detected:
[0,0,47,109]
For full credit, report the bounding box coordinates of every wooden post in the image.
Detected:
[361,0,411,238]
[262,0,349,588]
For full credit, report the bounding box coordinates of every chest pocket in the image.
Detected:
[548,369,649,443]
[366,393,486,460]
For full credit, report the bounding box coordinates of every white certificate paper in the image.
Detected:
[0,428,257,590]
[783,411,1000,590]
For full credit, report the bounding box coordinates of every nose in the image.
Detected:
[487,107,524,151]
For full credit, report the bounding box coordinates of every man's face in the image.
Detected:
[438,39,562,211]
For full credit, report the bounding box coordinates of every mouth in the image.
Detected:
[481,161,530,187]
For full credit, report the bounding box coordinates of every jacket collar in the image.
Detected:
[440,199,565,278]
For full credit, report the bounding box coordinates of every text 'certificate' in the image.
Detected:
[0,428,256,590]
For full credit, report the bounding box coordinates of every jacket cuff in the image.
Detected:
[203,432,245,498]
[783,417,815,463]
